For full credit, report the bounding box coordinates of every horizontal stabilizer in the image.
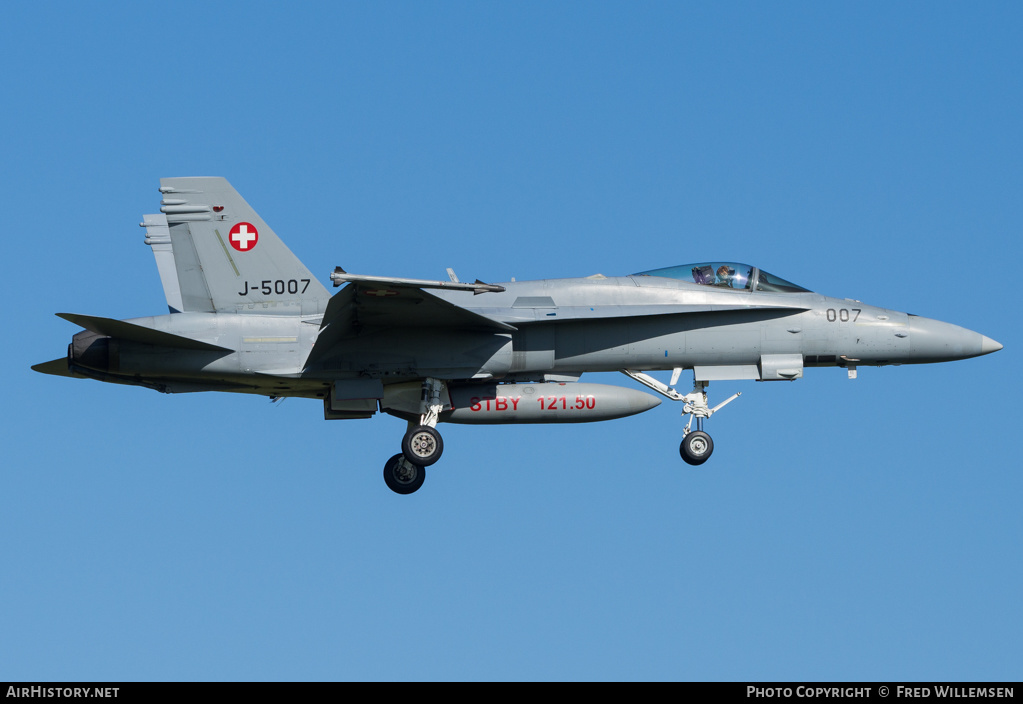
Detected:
[56,313,232,351]
[32,358,75,377]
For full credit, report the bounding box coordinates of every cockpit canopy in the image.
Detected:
[633,262,810,293]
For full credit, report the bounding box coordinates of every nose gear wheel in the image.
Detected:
[680,430,714,465]
[621,370,740,467]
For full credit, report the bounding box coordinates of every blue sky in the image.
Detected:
[2,1,1019,681]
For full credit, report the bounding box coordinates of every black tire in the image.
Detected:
[401,425,444,466]
[680,431,714,465]
[383,453,426,494]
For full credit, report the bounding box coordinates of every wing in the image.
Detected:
[304,283,515,369]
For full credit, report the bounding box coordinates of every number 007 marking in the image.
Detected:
[826,308,861,322]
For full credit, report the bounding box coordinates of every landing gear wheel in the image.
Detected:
[383,453,426,494]
[402,425,444,466]
[680,431,714,465]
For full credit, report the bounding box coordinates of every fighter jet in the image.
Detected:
[33,178,1002,493]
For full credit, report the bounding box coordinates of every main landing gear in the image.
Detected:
[384,377,447,494]
[622,370,740,466]
[383,453,426,494]
[402,425,443,466]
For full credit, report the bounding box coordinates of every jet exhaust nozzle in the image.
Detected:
[70,330,117,372]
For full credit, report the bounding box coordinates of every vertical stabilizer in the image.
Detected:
[158,177,330,315]
[141,213,184,313]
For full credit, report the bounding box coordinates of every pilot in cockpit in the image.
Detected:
[715,265,736,288]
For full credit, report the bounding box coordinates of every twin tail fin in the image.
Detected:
[145,177,330,315]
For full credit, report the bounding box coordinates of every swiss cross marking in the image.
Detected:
[229,222,259,251]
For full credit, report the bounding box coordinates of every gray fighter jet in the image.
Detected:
[34,178,1003,493]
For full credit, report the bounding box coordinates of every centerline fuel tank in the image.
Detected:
[443,382,660,424]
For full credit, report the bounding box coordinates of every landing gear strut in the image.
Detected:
[622,370,740,466]
[678,380,741,465]
[386,377,448,494]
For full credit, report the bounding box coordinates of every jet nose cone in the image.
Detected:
[980,336,1003,355]
[908,316,1002,363]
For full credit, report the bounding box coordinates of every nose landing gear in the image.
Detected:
[680,430,714,465]
[678,380,741,465]
[622,370,740,466]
